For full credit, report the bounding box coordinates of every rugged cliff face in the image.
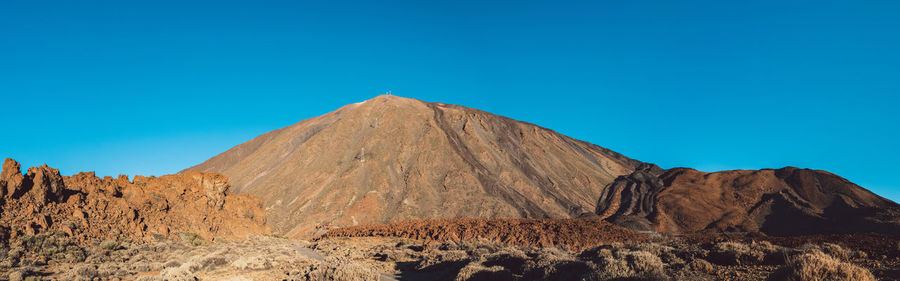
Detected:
[596,165,900,236]
[185,95,643,237]
[0,158,271,247]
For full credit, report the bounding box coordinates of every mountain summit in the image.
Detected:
[187,95,900,238]
[185,95,642,237]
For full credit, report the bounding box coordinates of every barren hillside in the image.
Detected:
[185,95,642,237]
[596,164,900,236]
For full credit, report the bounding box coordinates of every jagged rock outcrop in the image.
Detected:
[1,158,25,198]
[595,163,667,231]
[596,166,900,236]
[185,95,643,237]
[0,158,271,247]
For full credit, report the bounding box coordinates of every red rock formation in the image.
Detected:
[318,217,646,251]
[0,158,271,246]
[597,165,900,236]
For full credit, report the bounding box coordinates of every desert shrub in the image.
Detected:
[74,264,98,278]
[522,247,576,273]
[7,270,25,281]
[198,255,228,270]
[626,250,669,279]
[578,246,615,262]
[752,241,788,265]
[458,239,504,255]
[708,241,782,265]
[159,265,198,281]
[524,260,592,281]
[164,260,181,268]
[707,241,749,265]
[471,247,491,259]
[416,250,471,270]
[482,248,529,273]
[675,243,710,261]
[455,263,513,281]
[231,255,273,271]
[795,243,820,254]
[177,232,208,247]
[64,245,86,262]
[819,243,849,260]
[98,263,125,278]
[795,243,853,261]
[99,240,120,250]
[6,248,23,267]
[438,241,463,251]
[300,261,380,281]
[509,247,591,280]
[631,243,685,265]
[588,249,669,281]
[767,250,874,281]
[129,261,155,272]
[687,258,714,274]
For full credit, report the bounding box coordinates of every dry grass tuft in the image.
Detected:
[767,250,875,281]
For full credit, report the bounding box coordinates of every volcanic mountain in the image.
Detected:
[186,95,900,238]
[596,164,900,236]
[185,95,642,237]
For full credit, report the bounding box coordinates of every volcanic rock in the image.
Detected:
[1,158,25,197]
[0,158,271,247]
[24,164,67,205]
[596,166,900,236]
[185,95,643,237]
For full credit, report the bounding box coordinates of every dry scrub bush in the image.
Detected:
[521,247,578,278]
[631,243,685,265]
[12,232,87,265]
[455,263,513,281]
[767,250,875,281]
[301,261,380,281]
[416,250,471,270]
[796,243,866,261]
[231,255,272,271]
[583,249,669,281]
[481,248,529,273]
[687,258,714,274]
[177,232,208,247]
[819,243,849,260]
[709,241,750,265]
[708,241,783,265]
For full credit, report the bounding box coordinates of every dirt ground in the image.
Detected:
[2,215,900,280]
[1,232,898,281]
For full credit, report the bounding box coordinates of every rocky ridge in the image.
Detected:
[0,158,271,248]
[596,165,900,236]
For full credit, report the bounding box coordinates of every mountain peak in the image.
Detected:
[186,96,642,237]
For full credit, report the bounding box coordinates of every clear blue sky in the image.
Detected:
[1,1,898,200]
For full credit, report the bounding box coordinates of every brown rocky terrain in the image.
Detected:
[319,217,646,251]
[186,95,900,241]
[0,158,271,248]
[596,164,900,236]
[2,93,900,280]
[185,95,642,238]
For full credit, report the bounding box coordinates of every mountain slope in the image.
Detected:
[185,95,642,237]
[596,164,900,236]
